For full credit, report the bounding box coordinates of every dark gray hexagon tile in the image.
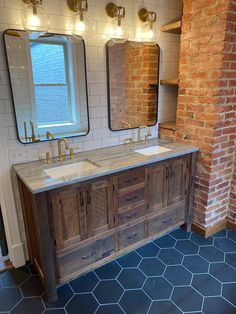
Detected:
[44,310,66,314]
[139,258,165,276]
[119,290,151,314]
[11,298,44,314]
[20,275,44,297]
[192,274,221,296]
[93,280,123,304]
[222,283,236,307]
[28,263,38,275]
[95,261,121,279]
[164,265,192,286]
[1,266,30,287]
[148,300,182,314]
[171,286,203,312]
[170,228,191,239]
[210,262,236,283]
[158,248,183,265]
[175,240,199,255]
[227,230,236,242]
[43,284,73,309]
[66,293,98,314]
[136,242,159,257]
[190,233,213,246]
[143,276,173,300]
[96,304,124,314]
[69,271,99,293]
[199,246,224,262]
[183,255,209,273]
[117,268,145,289]
[117,251,141,268]
[212,230,227,238]
[214,237,236,253]
[203,296,236,314]
[11,297,44,314]
[0,287,22,312]
[225,253,236,269]
[153,234,176,248]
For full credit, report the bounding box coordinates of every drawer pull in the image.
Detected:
[125,212,138,219]
[166,168,169,179]
[124,177,138,184]
[170,166,174,178]
[102,249,114,258]
[86,191,91,205]
[127,233,138,240]
[80,192,84,206]
[126,195,138,202]
[81,251,96,260]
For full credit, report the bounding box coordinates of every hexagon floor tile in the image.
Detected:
[1,228,236,313]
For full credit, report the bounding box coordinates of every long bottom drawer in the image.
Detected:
[58,235,115,278]
[148,204,185,237]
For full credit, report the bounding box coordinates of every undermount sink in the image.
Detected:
[134,145,172,156]
[45,160,99,179]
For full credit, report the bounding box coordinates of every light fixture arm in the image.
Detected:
[106,2,125,20]
[138,8,157,24]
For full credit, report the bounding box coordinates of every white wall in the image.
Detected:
[0,0,182,263]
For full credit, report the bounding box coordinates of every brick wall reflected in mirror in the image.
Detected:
[106,41,159,131]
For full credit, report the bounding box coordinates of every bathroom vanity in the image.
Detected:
[14,140,198,301]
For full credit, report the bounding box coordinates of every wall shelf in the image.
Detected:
[160,79,179,86]
[161,20,182,34]
[159,120,177,131]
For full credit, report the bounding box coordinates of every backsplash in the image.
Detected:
[0,0,182,260]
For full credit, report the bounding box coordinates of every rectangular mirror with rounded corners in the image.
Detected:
[4,29,90,144]
[106,40,159,131]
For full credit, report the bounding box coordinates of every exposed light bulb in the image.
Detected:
[116,25,123,36]
[147,29,154,39]
[29,14,40,27]
[76,20,86,32]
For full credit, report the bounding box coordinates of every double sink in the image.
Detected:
[45,145,172,180]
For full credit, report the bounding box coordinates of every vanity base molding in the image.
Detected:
[17,153,196,301]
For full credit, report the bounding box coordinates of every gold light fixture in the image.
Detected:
[21,0,50,38]
[67,0,94,34]
[106,2,127,41]
[138,8,159,42]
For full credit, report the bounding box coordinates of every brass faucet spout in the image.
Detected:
[58,138,70,161]
[138,125,151,145]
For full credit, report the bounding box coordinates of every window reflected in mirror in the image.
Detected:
[106,40,159,131]
[4,30,89,144]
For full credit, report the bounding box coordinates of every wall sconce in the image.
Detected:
[106,2,127,41]
[21,0,50,38]
[67,0,94,34]
[138,8,159,42]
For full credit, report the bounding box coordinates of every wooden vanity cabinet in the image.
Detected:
[17,153,196,302]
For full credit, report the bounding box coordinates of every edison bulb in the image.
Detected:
[76,21,86,32]
[22,3,50,34]
[116,26,123,36]
[147,29,154,39]
[29,14,40,27]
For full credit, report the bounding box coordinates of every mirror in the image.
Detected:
[4,30,89,144]
[106,40,159,131]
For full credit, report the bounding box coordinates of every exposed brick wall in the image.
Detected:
[109,42,158,129]
[177,0,236,229]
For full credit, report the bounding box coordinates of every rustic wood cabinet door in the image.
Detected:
[50,186,87,251]
[86,178,114,238]
[148,161,168,212]
[167,156,189,206]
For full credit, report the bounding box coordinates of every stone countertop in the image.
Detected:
[13,139,199,194]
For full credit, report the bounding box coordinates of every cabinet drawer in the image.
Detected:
[117,187,145,209]
[119,222,146,250]
[148,205,185,237]
[116,168,146,190]
[58,236,115,278]
[118,204,147,226]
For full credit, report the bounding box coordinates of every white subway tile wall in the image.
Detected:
[0,0,182,257]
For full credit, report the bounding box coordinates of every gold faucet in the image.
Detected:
[46,131,55,140]
[138,126,151,145]
[122,121,132,129]
[30,120,40,142]
[58,138,70,161]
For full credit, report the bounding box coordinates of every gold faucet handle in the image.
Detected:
[70,148,75,159]
[125,137,133,148]
[145,133,152,145]
[45,152,51,164]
